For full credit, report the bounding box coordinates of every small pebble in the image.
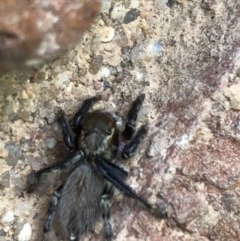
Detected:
[5,141,24,166]
[201,0,214,11]
[123,9,139,24]
[103,81,111,89]
[130,40,162,63]
[167,0,175,7]
[89,55,103,74]
[93,80,103,90]
[0,171,10,188]
[45,137,57,149]
[100,67,111,78]
[103,65,118,76]
[111,3,126,19]
[32,213,39,220]
[18,223,32,241]
[57,72,70,85]
[21,90,28,99]
[102,89,112,101]
[129,0,140,8]
[1,211,15,223]
[14,200,31,217]
[154,0,168,9]
[100,27,115,43]
[101,0,111,13]
[0,229,6,236]
[224,84,240,110]
[113,25,128,47]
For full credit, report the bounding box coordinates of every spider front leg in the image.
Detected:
[70,96,101,130]
[58,110,76,151]
[122,125,148,159]
[43,184,64,233]
[122,94,145,140]
[101,185,114,241]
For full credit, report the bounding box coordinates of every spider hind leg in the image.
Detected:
[101,185,114,241]
[26,151,84,193]
[96,157,151,210]
[43,184,64,233]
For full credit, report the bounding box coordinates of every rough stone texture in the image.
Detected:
[0,0,101,72]
[0,0,240,240]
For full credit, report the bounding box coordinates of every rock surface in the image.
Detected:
[0,0,240,240]
[0,0,101,71]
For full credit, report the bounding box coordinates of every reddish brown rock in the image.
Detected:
[0,0,101,71]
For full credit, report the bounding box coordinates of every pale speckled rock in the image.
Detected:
[89,55,104,74]
[100,26,115,43]
[111,2,126,19]
[0,171,10,188]
[154,0,168,9]
[224,83,240,110]
[1,211,14,224]
[112,25,128,47]
[18,223,32,241]
[45,137,57,149]
[128,0,141,9]
[101,0,112,14]
[14,200,32,218]
[130,40,162,64]
[100,67,111,78]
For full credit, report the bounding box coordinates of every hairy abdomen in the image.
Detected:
[56,163,105,240]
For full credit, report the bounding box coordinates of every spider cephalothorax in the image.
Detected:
[26,94,160,241]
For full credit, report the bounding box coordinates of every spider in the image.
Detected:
[26,94,161,241]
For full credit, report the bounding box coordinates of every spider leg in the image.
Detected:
[96,157,151,210]
[70,96,101,129]
[96,157,128,180]
[58,110,76,151]
[101,185,114,241]
[122,94,145,140]
[43,184,64,233]
[122,125,147,159]
[26,150,84,193]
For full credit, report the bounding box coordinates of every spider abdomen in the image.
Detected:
[56,163,105,240]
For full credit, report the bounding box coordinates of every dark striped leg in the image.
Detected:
[122,125,147,159]
[101,185,114,241]
[70,96,101,129]
[43,184,64,233]
[96,158,151,211]
[58,110,76,151]
[122,94,145,140]
[26,150,84,193]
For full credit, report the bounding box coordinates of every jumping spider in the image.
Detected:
[27,94,160,241]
